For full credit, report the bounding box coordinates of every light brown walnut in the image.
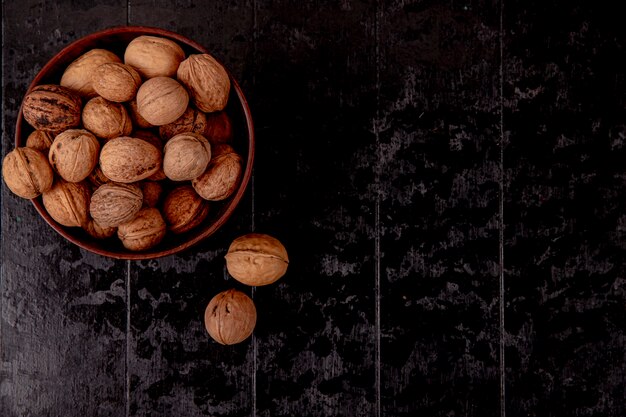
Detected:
[26,130,56,153]
[89,182,143,228]
[225,233,289,286]
[42,180,91,227]
[177,54,230,113]
[136,77,189,126]
[2,147,54,199]
[60,49,122,97]
[99,137,161,183]
[163,132,211,181]
[124,35,185,79]
[92,62,142,102]
[48,129,100,183]
[117,207,166,251]
[162,185,209,234]
[204,289,256,345]
[82,96,133,139]
[191,144,242,201]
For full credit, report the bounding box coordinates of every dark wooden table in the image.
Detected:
[2,1,625,416]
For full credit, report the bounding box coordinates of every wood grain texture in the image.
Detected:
[1,3,128,416]
[251,1,378,416]
[503,1,626,415]
[378,1,501,415]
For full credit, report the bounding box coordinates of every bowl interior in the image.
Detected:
[15,26,254,260]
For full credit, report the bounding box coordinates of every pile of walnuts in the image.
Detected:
[2,35,244,251]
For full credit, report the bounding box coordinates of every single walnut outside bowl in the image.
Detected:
[15,26,255,260]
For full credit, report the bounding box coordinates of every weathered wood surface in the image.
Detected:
[1,1,625,416]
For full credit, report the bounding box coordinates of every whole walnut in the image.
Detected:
[192,144,242,201]
[90,182,143,228]
[225,233,289,286]
[82,96,133,139]
[42,180,91,227]
[124,35,185,79]
[26,130,56,153]
[22,84,82,132]
[163,132,211,181]
[177,54,230,113]
[204,289,256,345]
[162,185,209,234]
[60,49,122,97]
[2,147,54,199]
[127,99,153,129]
[139,181,163,208]
[204,111,233,145]
[92,62,142,102]
[48,129,100,183]
[159,107,207,141]
[117,207,166,251]
[100,137,162,183]
[83,218,117,239]
[136,77,189,126]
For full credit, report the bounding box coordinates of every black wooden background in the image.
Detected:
[1,1,625,416]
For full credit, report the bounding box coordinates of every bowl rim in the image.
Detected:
[14,25,255,260]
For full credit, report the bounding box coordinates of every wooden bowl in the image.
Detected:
[14,26,254,260]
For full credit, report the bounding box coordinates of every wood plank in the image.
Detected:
[378,2,502,415]
[127,2,256,415]
[1,2,128,416]
[252,1,379,416]
[503,1,626,415]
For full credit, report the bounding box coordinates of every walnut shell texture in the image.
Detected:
[87,165,111,189]
[48,129,100,183]
[2,147,54,199]
[225,233,289,286]
[26,130,56,152]
[204,289,256,345]
[92,62,142,102]
[136,77,189,126]
[159,107,207,141]
[22,84,82,132]
[100,137,162,183]
[42,180,91,227]
[90,182,143,228]
[124,35,185,79]
[191,144,242,201]
[60,48,122,97]
[162,185,209,234]
[132,130,163,150]
[82,96,133,139]
[177,54,230,113]
[117,207,166,251]
[163,132,211,181]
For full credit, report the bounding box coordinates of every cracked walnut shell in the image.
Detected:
[204,289,256,345]
[225,233,289,286]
